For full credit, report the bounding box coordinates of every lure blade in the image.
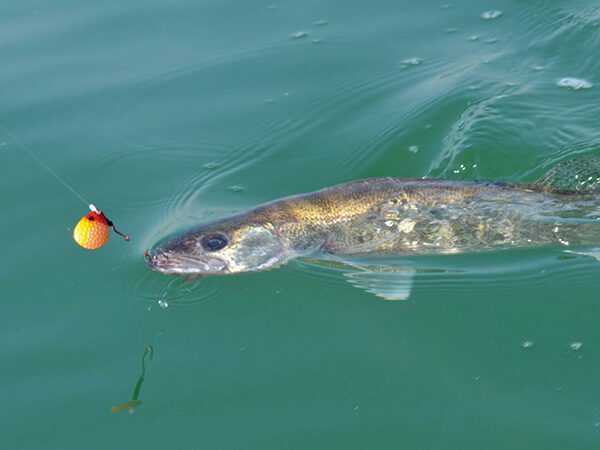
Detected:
[73,210,110,249]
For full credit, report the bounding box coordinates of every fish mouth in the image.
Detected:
[144,249,227,275]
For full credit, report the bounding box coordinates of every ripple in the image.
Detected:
[427,84,521,178]
[85,141,232,215]
[133,268,223,309]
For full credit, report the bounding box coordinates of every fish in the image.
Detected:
[145,155,600,279]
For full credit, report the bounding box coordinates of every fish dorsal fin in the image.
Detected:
[537,155,600,192]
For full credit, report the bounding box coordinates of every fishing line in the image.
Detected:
[1,120,130,248]
[0,121,90,207]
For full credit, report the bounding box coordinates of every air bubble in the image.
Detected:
[401,57,422,66]
[557,78,593,90]
[481,10,502,19]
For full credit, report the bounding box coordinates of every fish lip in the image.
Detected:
[145,248,227,275]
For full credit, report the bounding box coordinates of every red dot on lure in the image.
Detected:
[73,204,130,250]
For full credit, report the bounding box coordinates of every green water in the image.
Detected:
[3,0,600,448]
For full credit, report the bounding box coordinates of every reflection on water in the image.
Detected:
[110,345,153,414]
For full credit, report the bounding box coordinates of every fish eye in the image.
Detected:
[201,234,228,251]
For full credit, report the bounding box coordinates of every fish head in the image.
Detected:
[146,218,289,276]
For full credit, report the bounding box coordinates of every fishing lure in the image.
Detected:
[0,123,131,251]
[73,204,130,250]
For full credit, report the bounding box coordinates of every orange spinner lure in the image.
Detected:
[73,204,130,250]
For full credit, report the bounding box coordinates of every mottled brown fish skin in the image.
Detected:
[147,177,600,276]
[248,178,588,254]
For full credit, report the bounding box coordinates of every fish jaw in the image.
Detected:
[145,247,229,276]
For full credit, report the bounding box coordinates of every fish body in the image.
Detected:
[146,167,600,277]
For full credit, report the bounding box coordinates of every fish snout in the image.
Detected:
[144,248,171,270]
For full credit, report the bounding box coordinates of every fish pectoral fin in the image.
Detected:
[344,265,415,301]
[297,256,414,300]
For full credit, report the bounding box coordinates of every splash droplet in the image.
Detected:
[291,31,308,39]
[522,340,534,349]
[570,342,583,351]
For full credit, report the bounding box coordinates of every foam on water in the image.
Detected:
[557,77,593,90]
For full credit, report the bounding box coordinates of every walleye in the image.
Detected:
[146,156,600,278]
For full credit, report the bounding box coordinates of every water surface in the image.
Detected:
[2,0,600,448]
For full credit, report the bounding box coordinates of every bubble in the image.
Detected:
[522,340,534,349]
[570,342,583,351]
[291,31,308,39]
[468,35,479,41]
[402,57,422,66]
[557,78,593,90]
[481,10,502,20]
[408,145,419,154]
[158,299,168,309]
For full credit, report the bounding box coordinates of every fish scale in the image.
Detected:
[147,156,600,277]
